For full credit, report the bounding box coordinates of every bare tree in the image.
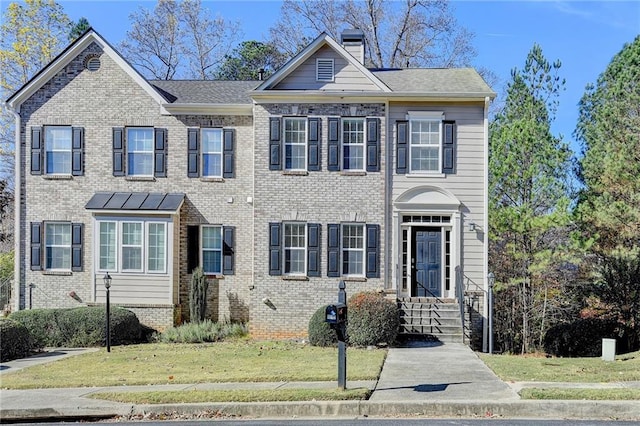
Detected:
[120,0,241,80]
[270,0,476,68]
[180,0,240,80]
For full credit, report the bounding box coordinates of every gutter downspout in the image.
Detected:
[384,100,392,292]
[10,106,21,312]
[482,96,490,352]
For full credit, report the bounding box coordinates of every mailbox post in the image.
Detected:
[325,280,347,390]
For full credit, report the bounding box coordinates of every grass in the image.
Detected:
[519,388,640,400]
[478,350,640,383]
[0,340,386,389]
[90,388,371,404]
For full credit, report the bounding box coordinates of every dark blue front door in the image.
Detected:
[413,228,441,297]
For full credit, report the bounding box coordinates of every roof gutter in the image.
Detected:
[250,91,496,103]
[161,103,253,116]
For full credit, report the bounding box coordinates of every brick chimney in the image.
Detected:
[341,29,365,64]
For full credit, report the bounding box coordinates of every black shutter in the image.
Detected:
[269,117,282,170]
[31,127,43,175]
[30,222,42,270]
[269,222,282,275]
[71,223,83,272]
[307,223,320,276]
[307,118,320,171]
[366,224,380,278]
[327,224,340,277]
[187,225,200,272]
[71,127,84,176]
[112,127,125,176]
[443,121,456,174]
[154,128,167,177]
[187,128,200,178]
[223,226,235,275]
[223,128,235,178]
[396,121,408,174]
[327,118,340,171]
[366,118,380,172]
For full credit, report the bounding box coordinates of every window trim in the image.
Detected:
[96,218,169,275]
[283,222,307,276]
[44,126,72,175]
[316,58,335,82]
[126,127,155,177]
[283,117,308,172]
[341,118,366,171]
[201,225,223,275]
[44,222,72,271]
[200,128,223,179]
[341,223,365,277]
[407,111,444,174]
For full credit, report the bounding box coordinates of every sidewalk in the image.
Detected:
[1,343,640,422]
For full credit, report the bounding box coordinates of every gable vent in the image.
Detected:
[316,59,334,82]
[86,57,101,72]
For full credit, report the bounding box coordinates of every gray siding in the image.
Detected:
[274,45,380,91]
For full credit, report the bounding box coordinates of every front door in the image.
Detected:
[412,227,441,297]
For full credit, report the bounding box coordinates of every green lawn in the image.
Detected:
[0,341,386,389]
[478,350,640,383]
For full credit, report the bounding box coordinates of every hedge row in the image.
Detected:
[308,291,400,347]
[0,319,37,362]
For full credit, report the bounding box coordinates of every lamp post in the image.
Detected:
[103,272,112,353]
[487,272,495,354]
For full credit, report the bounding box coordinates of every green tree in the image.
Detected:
[68,17,90,42]
[215,41,286,81]
[575,36,640,255]
[575,37,640,351]
[489,44,575,354]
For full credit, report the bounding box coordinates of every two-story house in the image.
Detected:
[7,28,494,348]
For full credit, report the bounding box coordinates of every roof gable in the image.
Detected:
[254,33,390,93]
[6,28,167,110]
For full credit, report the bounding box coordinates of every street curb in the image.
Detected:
[3,400,640,422]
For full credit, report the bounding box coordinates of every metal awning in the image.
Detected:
[85,192,185,212]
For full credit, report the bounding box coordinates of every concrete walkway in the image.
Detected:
[1,344,640,422]
[370,341,519,402]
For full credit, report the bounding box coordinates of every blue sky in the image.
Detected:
[5,0,640,155]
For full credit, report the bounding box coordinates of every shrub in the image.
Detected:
[308,305,338,347]
[9,307,144,348]
[0,319,37,361]
[347,291,399,347]
[159,320,247,343]
[543,318,622,357]
[189,267,208,323]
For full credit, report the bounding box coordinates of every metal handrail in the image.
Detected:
[455,266,465,342]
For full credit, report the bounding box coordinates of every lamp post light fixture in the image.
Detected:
[487,272,495,354]
[103,272,112,353]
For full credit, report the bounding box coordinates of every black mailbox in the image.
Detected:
[325,303,347,324]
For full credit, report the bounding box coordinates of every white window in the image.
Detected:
[147,223,166,272]
[342,118,365,170]
[99,221,117,270]
[201,129,223,178]
[127,128,154,176]
[97,219,167,274]
[284,118,307,171]
[316,58,334,82]
[342,224,365,276]
[410,119,441,172]
[45,223,71,270]
[284,223,306,275]
[122,222,143,271]
[201,225,222,274]
[45,126,72,174]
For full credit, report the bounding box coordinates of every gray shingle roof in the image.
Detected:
[372,68,495,96]
[150,80,259,104]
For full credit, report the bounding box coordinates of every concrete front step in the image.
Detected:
[397,297,463,342]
